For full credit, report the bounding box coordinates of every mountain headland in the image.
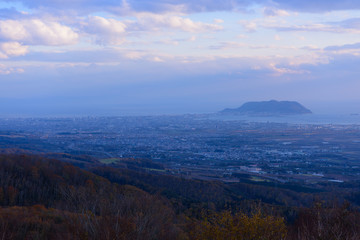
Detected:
[221,100,312,116]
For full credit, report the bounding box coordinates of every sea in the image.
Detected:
[209,113,360,125]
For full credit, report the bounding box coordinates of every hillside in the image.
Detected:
[221,100,312,115]
[1,154,360,239]
[0,154,180,240]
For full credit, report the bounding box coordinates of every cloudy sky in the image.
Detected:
[1,0,360,116]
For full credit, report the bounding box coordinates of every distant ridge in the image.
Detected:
[221,100,312,115]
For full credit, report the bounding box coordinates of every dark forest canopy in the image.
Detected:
[0,154,359,239]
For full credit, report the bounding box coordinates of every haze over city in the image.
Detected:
[1,0,360,115]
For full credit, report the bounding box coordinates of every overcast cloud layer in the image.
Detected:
[1,0,360,115]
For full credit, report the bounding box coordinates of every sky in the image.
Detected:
[1,0,360,116]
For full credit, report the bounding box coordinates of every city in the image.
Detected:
[1,115,359,185]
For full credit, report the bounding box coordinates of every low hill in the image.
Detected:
[0,154,359,239]
[221,100,312,115]
[0,154,180,239]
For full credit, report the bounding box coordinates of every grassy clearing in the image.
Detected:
[99,158,120,164]
[144,168,166,172]
[250,176,266,182]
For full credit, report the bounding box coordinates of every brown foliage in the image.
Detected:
[0,154,182,240]
[189,208,287,240]
[0,205,72,240]
[2,154,360,240]
[288,202,360,240]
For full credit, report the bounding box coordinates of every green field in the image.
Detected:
[250,176,267,182]
[144,168,166,172]
[99,158,120,164]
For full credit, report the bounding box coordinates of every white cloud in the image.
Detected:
[81,14,221,46]
[237,34,248,39]
[270,0,360,13]
[5,0,360,16]
[3,0,251,14]
[323,43,360,56]
[0,42,28,59]
[123,51,146,60]
[298,36,306,41]
[286,53,330,66]
[239,20,257,32]
[84,16,127,45]
[273,23,360,33]
[267,18,360,34]
[152,56,164,62]
[263,7,290,17]
[188,35,197,41]
[0,19,78,46]
[209,41,301,51]
[157,39,179,45]
[238,17,360,35]
[214,18,224,24]
[209,41,247,50]
[0,63,24,74]
[325,42,360,51]
[269,63,309,75]
[135,13,223,32]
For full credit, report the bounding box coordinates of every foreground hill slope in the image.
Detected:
[0,154,360,240]
[0,154,180,240]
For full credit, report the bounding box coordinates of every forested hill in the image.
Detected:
[1,154,360,239]
[221,100,312,115]
[0,154,180,240]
